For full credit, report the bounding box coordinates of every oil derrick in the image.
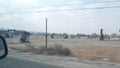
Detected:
[20,31,30,43]
[0,29,13,38]
[100,28,105,40]
[63,33,68,39]
[51,33,55,38]
[8,29,16,38]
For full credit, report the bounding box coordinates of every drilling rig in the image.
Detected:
[20,31,30,43]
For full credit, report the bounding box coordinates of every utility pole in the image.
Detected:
[100,28,104,40]
[45,18,48,51]
[119,29,120,40]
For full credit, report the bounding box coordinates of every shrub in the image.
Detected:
[10,43,72,56]
[25,44,71,56]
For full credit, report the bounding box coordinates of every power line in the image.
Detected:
[0,6,120,15]
[53,0,120,6]
[7,0,120,10]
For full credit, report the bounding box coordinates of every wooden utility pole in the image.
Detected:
[119,29,120,40]
[45,18,48,51]
[100,28,104,40]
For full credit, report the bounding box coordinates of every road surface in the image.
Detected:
[0,57,63,68]
[0,50,120,68]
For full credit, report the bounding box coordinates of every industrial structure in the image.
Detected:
[0,28,30,43]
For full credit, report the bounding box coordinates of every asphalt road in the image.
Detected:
[0,57,63,68]
[1,53,120,68]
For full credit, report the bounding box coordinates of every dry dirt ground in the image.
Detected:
[6,36,120,62]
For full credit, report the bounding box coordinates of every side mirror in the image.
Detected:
[0,36,8,59]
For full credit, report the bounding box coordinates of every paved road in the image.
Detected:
[1,50,120,68]
[0,57,63,68]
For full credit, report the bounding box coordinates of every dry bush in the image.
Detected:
[33,46,46,54]
[9,43,35,52]
[48,44,71,56]
[10,46,29,52]
[33,44,72,56]
[25,45,35,52]
[10,43,72,56]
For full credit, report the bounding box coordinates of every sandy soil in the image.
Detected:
[6,36,120,62]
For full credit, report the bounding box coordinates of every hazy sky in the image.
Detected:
[0,0,120,34]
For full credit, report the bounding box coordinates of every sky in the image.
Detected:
[0,0,120,34]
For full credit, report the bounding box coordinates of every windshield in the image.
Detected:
[0,0,120,68]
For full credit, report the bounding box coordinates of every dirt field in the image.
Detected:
[6,36,120,62]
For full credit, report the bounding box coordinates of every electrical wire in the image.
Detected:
[6,0,120,10]
[53,0,120,6]
[0,5,120,15]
